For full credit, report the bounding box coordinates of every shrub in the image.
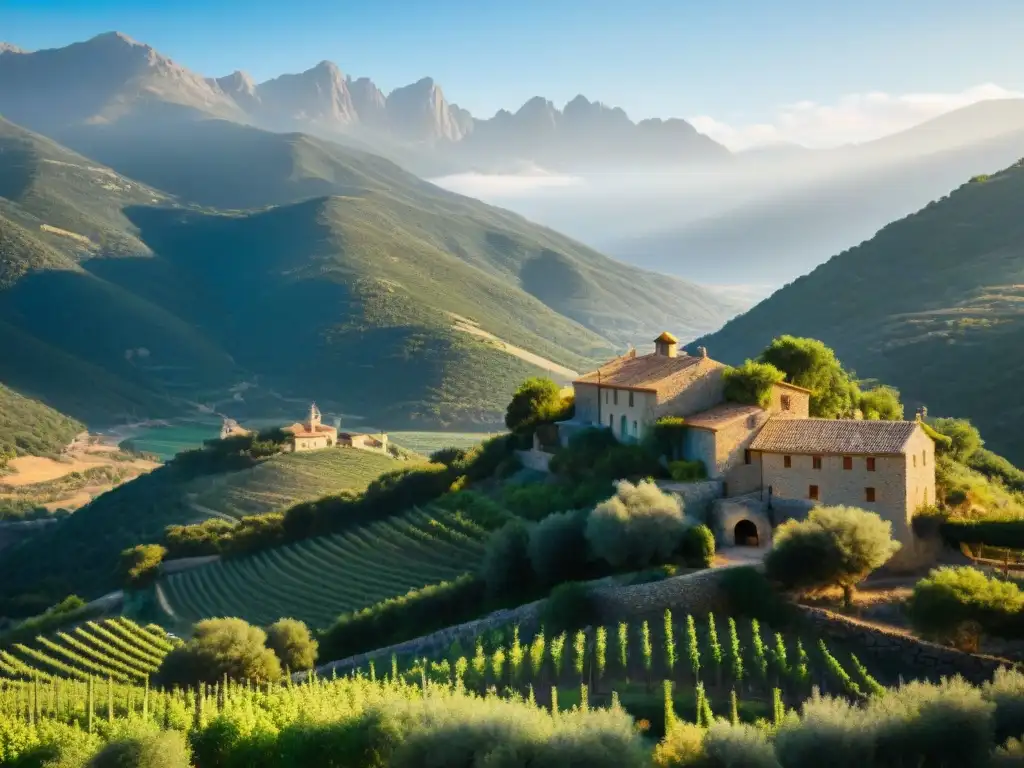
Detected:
[505,377,565,434]
[118,544,167,588]
[549,428,619,479]
[501,479,611,522]
[679,524,716,568]
[429,447,468,467]
[87,726,191,768]
[928,417,983,462]
[653,722,705,767]
[774,695,875,768]
[320,575,486,660]
[594,444,666,481]
[528,509,592,586]
[163,518,235,558]
[858,385,904,421]
[969,449,1024,492]
[983,668,1024,746]
[266,618,319,672]
[651,417,688,461]
[539,581,600,634]
[155,617,283,686]
[701,721,780,768]
[586,480,687,570]
[765,505,901,606]
[480,519,534,596]
[907,566,1024,643]
[723,360,786,408]
[668,460,707,482]
[920,421,954,454]
[719,566,794,626]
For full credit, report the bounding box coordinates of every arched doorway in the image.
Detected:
[734,519,760,547]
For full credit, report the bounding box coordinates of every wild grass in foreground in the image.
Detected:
[4,664,1024,766]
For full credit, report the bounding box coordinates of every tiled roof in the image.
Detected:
[685,403,764,432]
[285,423,338,438]
[654,331,678,344]
[574,353,722,398]
[774,381,814,394]
[749,418,920,455]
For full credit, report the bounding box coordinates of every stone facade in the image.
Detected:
[657,479,724,523]
[769,383,811,419]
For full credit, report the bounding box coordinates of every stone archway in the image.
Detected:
[734,519,760,547]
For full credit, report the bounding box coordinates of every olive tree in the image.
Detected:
[266,618,319,672]
[586,480,687,570]
[765,506,901,607]
[155,617,283,686]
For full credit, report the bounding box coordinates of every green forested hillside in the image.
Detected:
[0,117,742,430]
[0,445,406,607]
[692,159,1024,462]
[0,382,83,460]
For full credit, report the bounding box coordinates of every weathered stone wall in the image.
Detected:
[303,568,738,680]
[796,605,1009,684]
[658,479,723,523]
[589,567,735,624]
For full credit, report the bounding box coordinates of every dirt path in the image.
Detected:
[154,583,178,621]
[450,317,579,380]
[0,453,159,488]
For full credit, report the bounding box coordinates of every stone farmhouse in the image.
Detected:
[560,331,936,561]
[283,403,339,452]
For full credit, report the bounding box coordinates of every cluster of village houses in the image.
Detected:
[221,404,389,454]
[558,331,935,562]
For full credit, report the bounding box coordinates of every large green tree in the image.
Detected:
[760,336,860,418]
[765,505,901,606]
[858,385,904,421]
[504,377,567,434]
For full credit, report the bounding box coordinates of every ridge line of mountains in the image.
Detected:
[0,31,728,176]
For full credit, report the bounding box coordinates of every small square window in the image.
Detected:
[605,391,609,404]
[628,391,634,407]
[913,454,917,468]
[613,390,618,406]
[783,455,792,468]
[923,450,927,466]
[867,457,876,471]
[744,449,751,465]
[812,456,822,470]
[865,487,876,503]
[781,394,791,411]
[809,484,819,500]
[843,456,853,470]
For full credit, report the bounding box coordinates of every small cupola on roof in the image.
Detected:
[653,331,679,358]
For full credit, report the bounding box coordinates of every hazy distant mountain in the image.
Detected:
[0,32,730,174]
[609,99,1024,286]
[691,157,1024,464]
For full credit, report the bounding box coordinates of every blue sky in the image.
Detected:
[3,0,1022,132]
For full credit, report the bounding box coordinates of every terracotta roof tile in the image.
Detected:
[685,404,764,432]
[574,353,723,400]
[654,331,678,344]
[750,417,920,455]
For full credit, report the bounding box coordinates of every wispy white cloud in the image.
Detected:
[690,83,1024,151]
[430,168,584,199]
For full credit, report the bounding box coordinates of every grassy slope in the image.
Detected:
[189,448,404,519]
[692,159,1024,463]
[0,381,83,458]
[0,446,408,603]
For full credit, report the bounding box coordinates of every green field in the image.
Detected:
[161,505,497,628]
[188,448,406,519]
[0,618,172,683]
[388,431,493,457]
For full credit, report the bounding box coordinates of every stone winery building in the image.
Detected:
[283,403,339,452]
[559,331,936,562]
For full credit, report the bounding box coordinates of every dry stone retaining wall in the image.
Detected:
[796,605,1010,684]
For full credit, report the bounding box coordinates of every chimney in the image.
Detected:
[653,331,679,358]
[697,346,708,359]
[916,405,928,422]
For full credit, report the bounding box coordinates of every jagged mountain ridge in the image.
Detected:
[0,32,730,173]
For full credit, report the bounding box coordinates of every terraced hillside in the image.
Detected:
[0,618,172,683]
[188,448,404,519]
[161,506,495,628]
